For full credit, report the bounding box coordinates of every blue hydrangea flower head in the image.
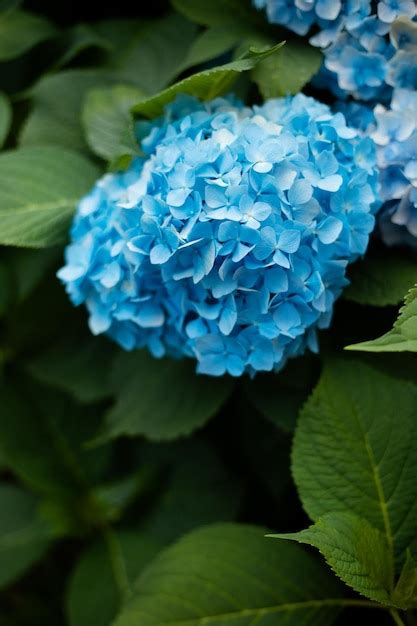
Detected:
[335,100,376,133]
[58,94,380,376]
[253,0,346,36]
[254,1,417,101]
[371,88,417,248]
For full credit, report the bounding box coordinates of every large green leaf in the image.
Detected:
[347,286,417,352]
[100,14,197,95]
[26,334,116,404]
[252,40,322,97]
[0,485,53,588]
[241,411,292,501]
[244,355,318,432]
[52,23,111,70]
[179,26,244,72]
[0,260,11,316]
[171,0,262,28]
[132,42,284,119]
[293,358,417,561]
[92,468,154,524]
[345,252,417,307]
[82,84,145,161]
[4,268,74,355]
[0,383,112,531]
[112,523,346,626]
[4,246,60,301]
[0,91,11,147]
[392,551,417,609]
[271,513,394,606]
[0,1,22,10]
[67,532,161,626]
[141,440,242,543]
[0,9,56,61]
[0,146,99,248]
[97,351,234,442]
[244,376,305,432]
[20,69,118,152]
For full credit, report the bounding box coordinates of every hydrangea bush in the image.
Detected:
[0,2,417,626]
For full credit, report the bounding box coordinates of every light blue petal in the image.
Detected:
[277,229,301,253]
[288,179,313,205]
[135,303,165,328]
[273,303,301,332]
[317,216,343,244]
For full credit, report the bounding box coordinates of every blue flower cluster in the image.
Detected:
[338,88,417,249]
[373,89,417,247]
[59,94,380,376]
[254,1,417,101]
[253,0,346,36]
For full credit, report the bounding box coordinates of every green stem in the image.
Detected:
[391,609,406,626]
[102,525,132,602]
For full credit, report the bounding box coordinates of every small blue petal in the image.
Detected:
[277,229,301,253]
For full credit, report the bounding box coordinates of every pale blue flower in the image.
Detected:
[255,0,417,101]
[59,94,380,376]
[378,0,416,23]
[372,89,417,247]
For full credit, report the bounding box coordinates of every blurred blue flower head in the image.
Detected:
[58,95,380,376]
[254,1,417,101]
[372,88,417,247]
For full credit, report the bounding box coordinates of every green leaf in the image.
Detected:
[0,0,22,11]
[141,440,242,543]
[245,378,303,432]
[252,40,322,97]
[0,260,11,316]
[92,468,154,523]
[0,91,11,147]
[67,532,161,626]
[82,84,145,161]
[26,334,116,404]
[5,246,60,301]
[0,145,99,248]
[0,485,53,588]
[293,357,417,561]
[4,267,73,355]
[52,23,111,70]
[0,10,57,61]
[244,355,318,431]
[241,411,292,501]
[112,523,345,626]
[132,42,285,119]
[271,513,394,606]
[345,251,417,307]
[20,69,118,152]
[96,351,234,442]
[180,26,244,71]
[101,14,197,94]
[171,0,261,28]
[347,286,417,352]
[392,551,417,608]
[0,383,112,531]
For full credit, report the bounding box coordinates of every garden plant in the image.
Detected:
[0,1,417,625]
